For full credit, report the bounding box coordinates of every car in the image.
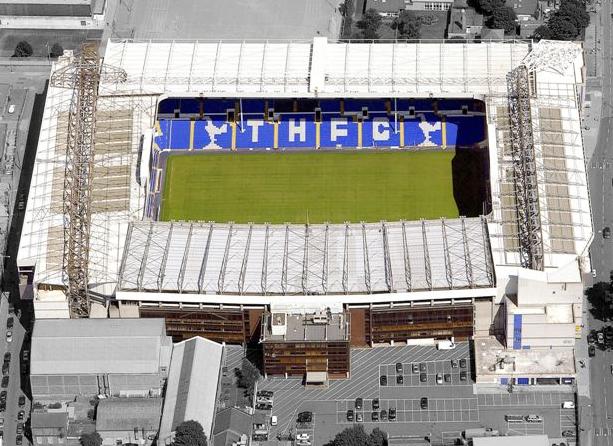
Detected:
[296,434,310,441]
[451,359,459,368]
[255,403,271,410]
[355,398,363,409]
[346,410,354,422]
[589,345,596,357]
[5,331,11,343]
[460,370,468,381]
[18,396,25,408]
[388,408,396,420]
[459,358,467,368]
[588,332,596,344]
[562,401,575,409]
[395,362,403,373]
[610,364,613,375]
[562,430,576,437]
[356,412,363,422]
[2,363,8,376]
[604,227,611,239]
[598,332,605,344]
[371,411,379,421]
[420,397,428,410]
[17,411,24,421]
[1,377,8,389]
[16,423,23,435]
[419,373,427,382]
[396,375,403,384]
[2,353,9,363]
[372,398,380,410]
[524,415,543,423]
[297,412,313,423]
[412,363,419,373]
[436,373,443,385]
[419,363,426,372]
[0,418,3,428]
[257,390,273,398]
[380,410,387,421]
[270,416,277,426]
[444,373,451,383]
[21,351,28,363]
[16,434,22,446]
[7,105,15,114]
[380,375,387,386]
[5,318,12,330]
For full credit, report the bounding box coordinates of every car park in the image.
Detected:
[419,373,427,382]
[396,374,403,384]
[460,358,467,368]
[444,373,451,383]
[436,373,443,385]
[380,375,387,386]
[420,397,428,409]
[356,412,363,422]
[395,362,403,373]
[346,410,354,422]
[371,411,379,421]
[589,345,596,357]
[355,398,363,409]
[389,408,396,420]
[451,359,458,368]
[372,398,380,410]
[460,370,468,381]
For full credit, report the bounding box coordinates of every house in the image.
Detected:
[96,398,163,446]
[158,337,224,445]
[212,408,253,446]
[30,318,172,402]
[31,412,69,446]
[447,7,484,40]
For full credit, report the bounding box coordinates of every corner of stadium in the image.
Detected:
[17,37,592,385]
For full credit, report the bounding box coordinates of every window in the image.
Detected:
[424,2,450,10]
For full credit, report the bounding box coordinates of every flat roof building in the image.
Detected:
[96,398,163,446]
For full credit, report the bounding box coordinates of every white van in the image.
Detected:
[270,415,277,426]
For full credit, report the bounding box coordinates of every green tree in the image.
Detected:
[368,428,387,446]
[173,420,207,446]
[532,24,553,40]
[586,282,613,321]
[556,0,590,31]
[356,8,382,39]
[469,0,505,15]
[237,358,261,392]
[80,432,102,446]
[486,7,517,34]
[331,425,370,446]
[49,43,64,58]
[391,10,421,39]
[13,41,33,58]
[547,14,579,40]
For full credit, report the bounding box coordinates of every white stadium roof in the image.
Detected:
[17,37,592,306]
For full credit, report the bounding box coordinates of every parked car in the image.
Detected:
[296,434,310,441]
[419,363,426,372]
[419,373,427,383]
[396,375,403,384]
[436,373,443,385]
[420,397,428,410]
[588,332,596,344]
[1,363,8,376]
[346,410,354,422]
[17,411,24,422]
[257,390,273,398]
[589,345,596,357]
[412,363,419,373]
[5,331,11,343]
[562,430,576,437]
[460,370,468,381]
[395,362,403,373]
[598,332,605,344]
[16,423,23,435]
[604,227,611,239]
[2,353,9,363]
[380,410,387,421]
[444,374,451,383]
[380,375,387,386]
[17,396,25,408]
[356,412,363,423]
[451,359,459,368]
[562,401,575,409]
[372,398,380,410]
[388,408,396,420]
[6,318,13,330]
[459,358,467,368]
[371,411,379,422]
[355,398,363,409]
[297,412,312,423]
[1,377,9,389]
[524,415,543,423]
[16,434,22,446]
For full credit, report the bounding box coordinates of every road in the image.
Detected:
[588,1,613,445]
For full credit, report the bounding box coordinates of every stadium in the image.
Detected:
[17,38,592,383]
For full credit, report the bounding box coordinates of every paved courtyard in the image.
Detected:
[256,343,577,446]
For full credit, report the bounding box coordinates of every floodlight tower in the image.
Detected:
[50,43,127,318]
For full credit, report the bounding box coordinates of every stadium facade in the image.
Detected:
[17,38,591,386]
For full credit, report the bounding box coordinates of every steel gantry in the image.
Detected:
[50,43,126,318]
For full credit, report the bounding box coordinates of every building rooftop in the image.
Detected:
[31,412,68,429]
[31,318,171,375]
[367,0,406,13]
[481,28,505,40]
[96,398,163,432]
[474,336,575,378]
[448,7,483,35]
[213,408,252,446]
[506,0,538,16]
[159,337,224,445]
[473,435,549,446]
[262,312,350,342]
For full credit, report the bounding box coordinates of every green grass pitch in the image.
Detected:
[160,150,460,224]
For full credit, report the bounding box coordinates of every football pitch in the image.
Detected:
[160,150,460,224]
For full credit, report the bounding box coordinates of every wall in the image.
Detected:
[0,3,92,17]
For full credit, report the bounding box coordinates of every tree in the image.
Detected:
[547,14,579,40]
[556,0,590,31]
[49,43,64,58]
[486,7,517,34]
[173,420,207,446]
[13,41,33,58]
[469,0,505,15]
[80,432,102,446]
[391,10,421,39]
[236,358,261,392]
[532,24,553,40]
[368,428,387,446]
[331,425,370,446]
[586,282,613,321]
[356,8,382,39]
